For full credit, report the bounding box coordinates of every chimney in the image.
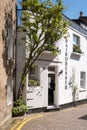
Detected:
[80,11,83,17]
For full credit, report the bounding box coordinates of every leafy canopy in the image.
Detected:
[18,0,67,99]
[21,0,67,59]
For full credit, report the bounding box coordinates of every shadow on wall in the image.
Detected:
[70,53,81,61]
[1,7,15,101]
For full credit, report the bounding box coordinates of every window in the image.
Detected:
[29,65,40,86]
[80,72,86,89]
[29,65,40,80]
[29,66,36,80]
[73,34,80,45]
[7,78,13,105]
[73,34,82,53]
[48,67,55,72]
[8,20,14,59]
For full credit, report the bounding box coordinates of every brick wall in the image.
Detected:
[0,0,16,126]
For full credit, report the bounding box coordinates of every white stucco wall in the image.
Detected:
[17,21,87,109]
[58,27,87,105]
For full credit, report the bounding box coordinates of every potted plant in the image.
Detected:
[28,79,40,86]
[73,44,82,53]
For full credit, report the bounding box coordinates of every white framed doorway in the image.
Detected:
[48,66,57,106]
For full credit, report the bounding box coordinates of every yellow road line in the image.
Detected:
[10,114,44,130]
[16,115,44,130]
[10,118,30,130]
[10,121,22,130]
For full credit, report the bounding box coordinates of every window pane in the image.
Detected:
[81,72,85,79]
[80,72,86,89]
[8,22,13,59]
[73,34,79,45]
[30,67,35,75]
[29,67,35,80]
[48,67,55,72]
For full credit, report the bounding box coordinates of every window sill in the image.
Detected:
[43,50,52,54]
[72,52,83,56]
[79,88,86,92]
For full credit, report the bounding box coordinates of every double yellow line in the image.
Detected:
[10,114,44,130]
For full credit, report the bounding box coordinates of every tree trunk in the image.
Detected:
[18,65,31,99]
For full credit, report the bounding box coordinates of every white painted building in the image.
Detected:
[16,14,87,111]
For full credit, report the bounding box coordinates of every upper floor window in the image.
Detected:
[73,34,80,45]
[80,72,86,90]
[73,34,82,54]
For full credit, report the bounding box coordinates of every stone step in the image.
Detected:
[45,105,61,112]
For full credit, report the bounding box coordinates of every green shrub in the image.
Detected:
[12,99,28,117]
[73,44,82,53]
[14,99,25,107]
[29,79,40,86]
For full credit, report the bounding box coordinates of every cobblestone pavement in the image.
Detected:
[22,104,87,130]
[1,104,87,130]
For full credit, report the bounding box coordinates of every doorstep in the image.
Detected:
[45,105,61,112]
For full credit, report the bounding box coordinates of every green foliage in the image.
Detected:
[14,99,25,107]
[73,44,82,53]
[21,0,67,56]
[69,72,78,104]
[18,0,67,98]
[29,79,40,86]
[12,99,28,117]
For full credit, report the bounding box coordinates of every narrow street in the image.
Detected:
[21,104,87,130]
[1,104,87,130]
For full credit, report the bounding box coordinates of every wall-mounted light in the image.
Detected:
[58,70,63,76]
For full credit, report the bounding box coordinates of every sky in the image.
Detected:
[17,0,87,19]
[61,0,87,19]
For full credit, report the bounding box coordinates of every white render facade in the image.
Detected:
[16,15,87,110]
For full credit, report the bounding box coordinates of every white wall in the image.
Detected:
[17,23,87,109]
[58,27,87,105]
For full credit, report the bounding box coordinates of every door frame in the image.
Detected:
[48,66,58,107]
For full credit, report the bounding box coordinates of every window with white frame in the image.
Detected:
[28,65,40,86]
[29,66,36,80]
[73,34,82,53]
[29,65,40,80]
[80,72,86,89]
[73,34,80,45]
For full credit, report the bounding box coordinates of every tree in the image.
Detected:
[18,0,67,99]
